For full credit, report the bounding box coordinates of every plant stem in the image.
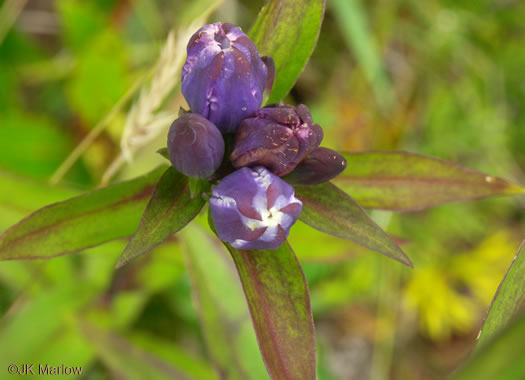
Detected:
[369,211,400,380]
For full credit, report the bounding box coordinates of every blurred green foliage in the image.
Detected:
[0,0,524,379]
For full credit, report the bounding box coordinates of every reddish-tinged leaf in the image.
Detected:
[116,167,206,268]
[333,151,524,211]
[225,242,316,380]
[0,166,166,260]
[295,182,412,267]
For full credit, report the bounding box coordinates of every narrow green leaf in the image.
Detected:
[0,167,166,260]
[180,224,268,380]
[116,167,205,269]
[451,312,525,380]
[295,182,412,267]
[475,240,525,352]
[250,0,326,103]
[78,321,192,380]
[329,0,394,110]
[129,331,218,380]
[225,242,316,380]
[333,151,525,211]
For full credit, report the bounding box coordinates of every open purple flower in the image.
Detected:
[181,23,274,133]
[209,166,302,250]
[231,104,324,176]
[167,113,225,178]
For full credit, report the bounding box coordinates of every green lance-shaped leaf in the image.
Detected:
[333,151,525,211]
[180,224,268,380]
[224,242,316,380]
[474,240,525,352]
[0,166,167,260]
[250,0,326,104]
[116,167,206,269]
[295,182,412,267]
[451,311,525,380]
[77,320,193,380]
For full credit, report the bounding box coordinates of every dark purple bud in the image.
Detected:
[230,104,324,176]
[167,113,225,178]
[209,166,302,250]
[181,23,272,133]
[283,147,347,185]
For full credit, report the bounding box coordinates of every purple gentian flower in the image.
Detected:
[167,113,225,178]
[209,166,302,250]
[181,23,274,133]
[283,147,347,185]
[230,104,324,176]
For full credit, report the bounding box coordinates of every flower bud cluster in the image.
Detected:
[166,22,347,250]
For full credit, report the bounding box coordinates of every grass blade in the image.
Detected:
[329,0,394,110]
[78,321,192,380]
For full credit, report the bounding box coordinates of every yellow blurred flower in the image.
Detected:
[404,266,476,339]
[403,231,515,340]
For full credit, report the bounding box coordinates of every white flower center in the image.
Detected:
[260,207,284,228]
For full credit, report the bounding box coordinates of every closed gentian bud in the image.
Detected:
[167,113,225,178]
[231,104,324,176]
[181,23,274,133]
[283,147,347,185]
[210,166,302,250]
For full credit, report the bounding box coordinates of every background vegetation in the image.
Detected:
[0,0,524,379]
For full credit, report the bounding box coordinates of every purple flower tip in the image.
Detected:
[283,147,347,185]
[181,23,272,133]
[231,104,324,176]
[210,166,302,250]
[167,113,225,178]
